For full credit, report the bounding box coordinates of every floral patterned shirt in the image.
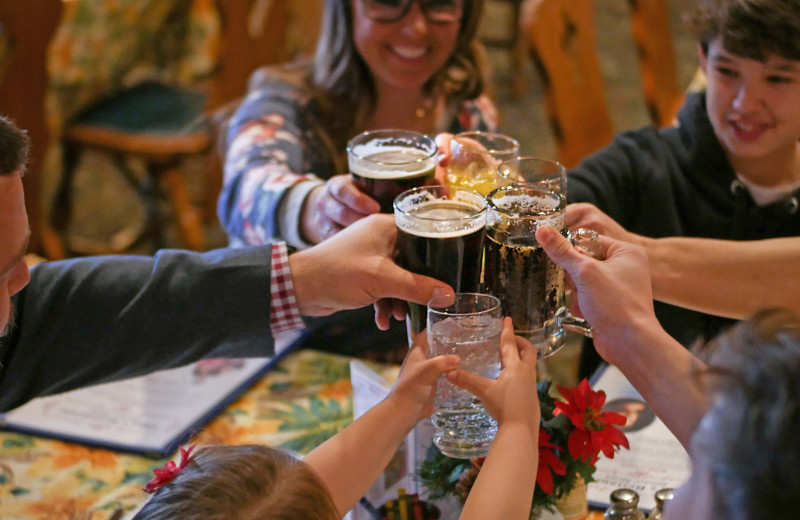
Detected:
[218,76,499,249]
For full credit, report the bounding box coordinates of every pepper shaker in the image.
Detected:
[647,488,675,519]
[604,489,645,520]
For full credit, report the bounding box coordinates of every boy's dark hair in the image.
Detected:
[133,444,339,520]
[700,309,800,520]
[688,0,800,61]
[0,116,29,176]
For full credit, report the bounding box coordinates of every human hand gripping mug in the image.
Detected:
[428,293,502,459]
[483,185,598,358]
[347,129,438,213]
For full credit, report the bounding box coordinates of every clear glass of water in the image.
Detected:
[427,293,503,459]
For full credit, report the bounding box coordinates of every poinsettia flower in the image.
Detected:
[536,429,567,495]
[555,379,629,464]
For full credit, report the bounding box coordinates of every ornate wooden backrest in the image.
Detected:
[627,0,684,126]
[520,0,613,167]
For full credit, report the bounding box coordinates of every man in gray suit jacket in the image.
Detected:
[0,116,452,412]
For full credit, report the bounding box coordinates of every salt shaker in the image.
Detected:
[604,489,645,520]
[648,488,675,519]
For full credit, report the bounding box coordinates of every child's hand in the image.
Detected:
[388,331,460,424]
[446,317,541,430]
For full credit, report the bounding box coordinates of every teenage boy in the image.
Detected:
[567,0,800,372]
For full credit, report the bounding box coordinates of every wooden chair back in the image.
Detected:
[206,0,291,111]
[627,0,684,126]
[520,0,613,167]
[0,0,64,258]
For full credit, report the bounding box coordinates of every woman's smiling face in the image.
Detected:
[350,0,460,93]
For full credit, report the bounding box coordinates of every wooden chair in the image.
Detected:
[519,0,613,167]
[0,0,65,259]
[627,0,684,126]
[49,0,291,256]
[479,0,527,96]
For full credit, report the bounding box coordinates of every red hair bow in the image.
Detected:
[144,444,196,493]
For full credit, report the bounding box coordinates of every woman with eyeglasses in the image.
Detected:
[218,0,494,250]
[216,0,494,358]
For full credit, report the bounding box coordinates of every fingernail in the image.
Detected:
[536,225,554,244]
[431,287,455,306]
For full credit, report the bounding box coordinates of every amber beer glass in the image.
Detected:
[347,130,438,213]
[394,186,487,339]
[446,131,519,196]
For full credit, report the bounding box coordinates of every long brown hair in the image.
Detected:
[133,445,339,520]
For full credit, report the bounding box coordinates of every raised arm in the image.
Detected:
[219,84,380,249]
[2,215,454,412]
[643,235,800,319]
[303,334,458,516]
[218,88,326,248]
[3,246,276,411]
[447,318,540,520]
[567,203,800,319]
[536,226,708,448]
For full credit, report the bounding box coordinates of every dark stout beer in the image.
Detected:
[395,200,486,335]
[351,149,436,213]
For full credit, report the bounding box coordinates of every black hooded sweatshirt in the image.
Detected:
[568,91,800,350]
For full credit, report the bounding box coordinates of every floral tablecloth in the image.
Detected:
[0,350,391,520]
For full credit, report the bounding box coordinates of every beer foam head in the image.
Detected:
[349,145,436,179]
[395,198,486,238]
[486,188,565,239]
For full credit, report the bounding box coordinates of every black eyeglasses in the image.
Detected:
[360,0,463,24]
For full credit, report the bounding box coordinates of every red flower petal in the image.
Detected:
[568,429,589,461]
[593,388,607,409]
[537,465,554,495]
[602,426,630,450]
[601,410,628,426]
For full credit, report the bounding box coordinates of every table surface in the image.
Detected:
[0,349,605,520]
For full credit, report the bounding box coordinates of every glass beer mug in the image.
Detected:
[497,156,567,194]
[483,185,597,358]
[347,129,438,213]
[394,186,487,342]
[446,131,519,196]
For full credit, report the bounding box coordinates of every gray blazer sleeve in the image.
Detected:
[0,246,276,412]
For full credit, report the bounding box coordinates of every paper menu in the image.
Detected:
[0,357,276,457]
[0,332,300,457]
[586,364,691,512]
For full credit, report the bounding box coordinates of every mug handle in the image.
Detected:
[547,227,603,339]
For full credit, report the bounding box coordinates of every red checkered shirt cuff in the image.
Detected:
[270,242,305,334]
